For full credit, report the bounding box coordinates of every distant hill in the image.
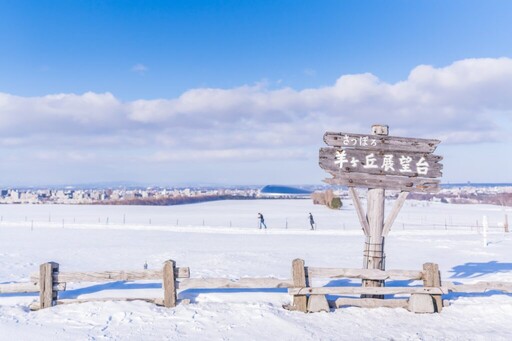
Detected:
[260,185,313,195]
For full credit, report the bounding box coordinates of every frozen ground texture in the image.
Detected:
[1,199,511,340]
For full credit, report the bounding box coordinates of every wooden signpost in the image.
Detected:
[319,124,443,297]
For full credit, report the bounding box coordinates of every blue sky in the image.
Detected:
[0,1,511,186]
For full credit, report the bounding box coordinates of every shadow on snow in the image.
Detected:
[449,261,512,279]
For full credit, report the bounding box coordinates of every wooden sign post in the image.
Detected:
[319,124,443,297]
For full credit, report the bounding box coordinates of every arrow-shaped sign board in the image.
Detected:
[319,148,443,179]
[324,132,440,153]
[320,131,443,192]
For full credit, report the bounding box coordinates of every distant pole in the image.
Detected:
[285,218,288,229]
[176,219,179,226]
[230,220,232,227]
[202,219,205,226]
[31,220,34,231]
[123,214,126,225]
[483,215,488,247]
[106,217,109,225]
[149,218,152,225]
[504,214,509,233]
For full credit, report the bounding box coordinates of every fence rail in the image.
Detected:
[305,267,424,280]
[29,268,190,283]
[1,259,512,314]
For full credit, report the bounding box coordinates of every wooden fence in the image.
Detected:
[1,259,511,313]
[288,260,443,313]
[287,259,512,313]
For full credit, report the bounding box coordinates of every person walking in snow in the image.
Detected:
[309,213,315,230]
[258,213,267,229]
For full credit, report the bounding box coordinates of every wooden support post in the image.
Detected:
[292,258,308,312]
[362,188,386,298]
[422,262,442,312]
[361,125,388,298]
[163,260,177,308]
[39,262,59,309]
[382,191,409,236]
[349,187,370,235]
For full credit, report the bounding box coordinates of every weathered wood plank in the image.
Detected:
[382,191,409,236]
[31,267,190,283]
[324,173,440,193]
[0,282,39,293]
[334,297,409,309]
[163,260,177,308]
[348,187,370,235]
[444,281,512,293]
[39,262,59,309]
[305,267,424,281]
[323,132,440,153]
[423,263,442,312]
[288,286,446,295]
[30,297,166,310]
[319,147,443,178]
[59,297,162,306]
[292,259,308,313]
[178,277,293,289]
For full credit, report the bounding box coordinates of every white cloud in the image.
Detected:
[1,57,512,165]
[146,148,308,162]
[0,91,124,134]
[131,63,148,75]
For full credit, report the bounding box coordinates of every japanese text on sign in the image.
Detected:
[338,135,378,148]
[334,150,430,175]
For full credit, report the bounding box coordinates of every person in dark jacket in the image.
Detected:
[258,213,267,229]
[309,213,315,230]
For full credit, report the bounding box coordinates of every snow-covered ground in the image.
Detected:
[1,199,511,340]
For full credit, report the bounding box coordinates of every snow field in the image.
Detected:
[1,199,511,340]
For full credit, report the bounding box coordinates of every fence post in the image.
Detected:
[39,262,59,309]
[292,258,308,312]
[483,216,488,247]
[505,214,509,233]
[422,262,442,312]
[163,260,177,308]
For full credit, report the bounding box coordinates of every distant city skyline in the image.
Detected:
[1,1,511,186]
